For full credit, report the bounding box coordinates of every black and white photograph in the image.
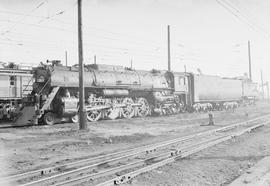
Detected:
[0,0,270,185]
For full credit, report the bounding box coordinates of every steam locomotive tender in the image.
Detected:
[32,61,258,125]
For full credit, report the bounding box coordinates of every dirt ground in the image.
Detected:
[229,156,270,185]
[1,101,270,185]
[128,121,270,186]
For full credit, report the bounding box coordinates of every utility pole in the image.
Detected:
[94,55,96,64]
[78,0,87,130]
[248,40,252,81]
[130,59,133,69]
[266,82,269,102]
[65,51,68,66]
[167,25,171,72]
[261,70,264,100]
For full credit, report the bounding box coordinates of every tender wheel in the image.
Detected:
[161,106,168,116]
[71,114,78,123]
[43,112,56,125]
[122,97,135,119]
[106,107,120,120]
[87,110,102,122]
[167,106,174,115]
[171,104,179,114]
[0,109,3,120]
[137,97,150,117]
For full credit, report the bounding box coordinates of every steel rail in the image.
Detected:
[18,131,225,186]
[51,132,236,186]
[98,122,268,186]
[21,119,269,186]
[3,114,269,185]
[52,122,268,186]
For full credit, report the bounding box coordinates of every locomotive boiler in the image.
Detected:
[32,61,180,125]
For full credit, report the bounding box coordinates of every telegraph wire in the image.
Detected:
[216,0,270,40]
[0,26,185,59]
[0,37,204,66]
[0,18,167,51]
[0,42,66,55]
[0,37,174,61]
[0,35,185,62]
[35,1,46,10]
[0,6,194,54]
[224,0,270,39]
[0,10,45,19]
[0,19,75,33]
[0,1,206,65]
[0,9,165,48]
[215,0,260,33]
[37,1,77,23]
[0,8,168,49]
[1,0,47,35]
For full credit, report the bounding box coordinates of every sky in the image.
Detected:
[0,0,270,85]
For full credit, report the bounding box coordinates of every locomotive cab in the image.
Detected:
[172,72,192,111]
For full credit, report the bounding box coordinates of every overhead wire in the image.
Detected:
[215,0,270,78]
[0,9,166,49]
[0,10,45,19]
[225,0,270,39]
[215,0,270,40]
[3,39,194,68]
[0,23,185,60]
[0,1,206,66]
[1,0,47,35]
[0,19,169,55]
[36,0,77,23]
[0,36,173,62]
[0,1,198,60]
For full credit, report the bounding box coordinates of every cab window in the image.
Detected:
[10,76,15,86]
[178,77,185,86]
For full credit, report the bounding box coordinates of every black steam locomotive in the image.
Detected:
[31,60,259,125]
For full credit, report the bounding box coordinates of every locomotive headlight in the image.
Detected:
[36,75,45,83]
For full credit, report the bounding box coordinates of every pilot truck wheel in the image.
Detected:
[43,112,56,125]
[71,114,79,123]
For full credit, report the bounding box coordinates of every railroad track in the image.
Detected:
[2,114,270,186]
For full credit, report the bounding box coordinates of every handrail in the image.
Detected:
[22,77,34,93]
[38,79,50,95]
